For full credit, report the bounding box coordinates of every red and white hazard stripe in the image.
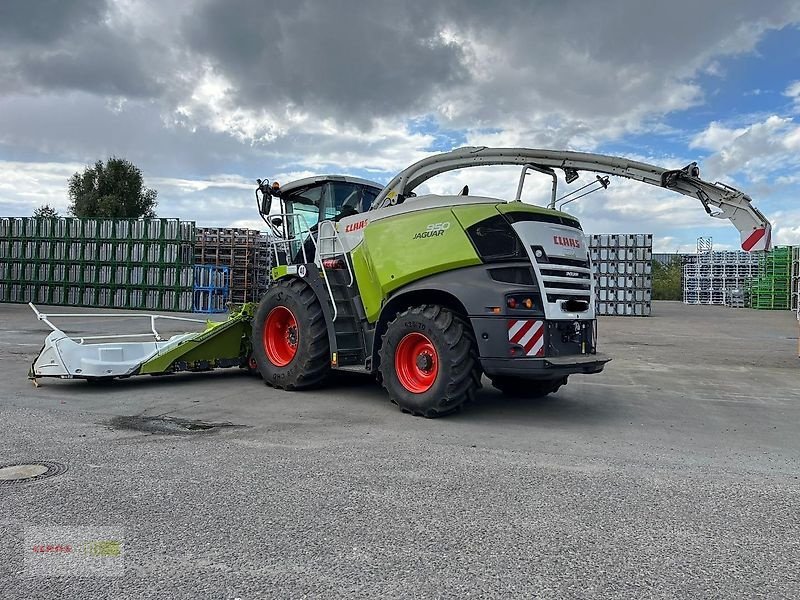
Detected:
[508,319,545,357]
[741,226,771,252]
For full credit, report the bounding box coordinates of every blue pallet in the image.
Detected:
[193,264,230,313]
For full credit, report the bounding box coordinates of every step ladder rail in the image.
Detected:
[317,221,354,287]
[315,220,342,322]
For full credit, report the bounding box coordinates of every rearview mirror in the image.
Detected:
[270,216,283,227]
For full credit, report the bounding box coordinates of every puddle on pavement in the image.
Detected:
[109,415,242,435]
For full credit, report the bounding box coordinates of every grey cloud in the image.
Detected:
[433,0,800,128]
[19,31,165,98]
[0,0,169,99]
[183,0,468,126]
[0,94,265,175]
[2,0,799,136]
[0,0,106,45]
[1,1,799,184]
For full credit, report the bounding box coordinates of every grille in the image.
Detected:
[537,255,592,303]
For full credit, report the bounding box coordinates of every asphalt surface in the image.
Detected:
[1,301,799,599]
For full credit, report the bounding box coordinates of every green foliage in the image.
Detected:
[68,157,157,218]
[652,257,682,300]
[33,203,59,218]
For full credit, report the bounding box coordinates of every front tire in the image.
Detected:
[491,376,566,398]
[253,278,330,390]
[379,305,481,417]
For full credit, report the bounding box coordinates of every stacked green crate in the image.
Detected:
[749,246,791,310]
[0,217,196,311]
[792,246,799,312]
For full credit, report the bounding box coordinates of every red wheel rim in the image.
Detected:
[263,306,298,367]
[394,332,439,393]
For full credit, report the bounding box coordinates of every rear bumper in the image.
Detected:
[480,353,611,379]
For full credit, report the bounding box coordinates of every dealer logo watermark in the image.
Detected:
[24,526,124,577]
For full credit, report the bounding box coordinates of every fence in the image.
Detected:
[589,234,652,316]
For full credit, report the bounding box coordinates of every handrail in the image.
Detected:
[268,213,317,267]
[266,216,340,322]
[317,220,354,286]
[28,303,207,342]
[315,221,338,322]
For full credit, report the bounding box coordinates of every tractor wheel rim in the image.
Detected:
[395,332,438,393]
[263,306,298,367]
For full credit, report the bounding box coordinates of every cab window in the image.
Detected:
[361,187,378,212]
[324,182,363,220]
[284,184,323,233]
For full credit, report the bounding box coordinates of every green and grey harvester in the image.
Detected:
[30,147,772,417]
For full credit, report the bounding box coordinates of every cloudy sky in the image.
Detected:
[1,0,800,251]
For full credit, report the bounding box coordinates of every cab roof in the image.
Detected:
[279,175,383,195]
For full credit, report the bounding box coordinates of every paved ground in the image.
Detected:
[1,301,798,599]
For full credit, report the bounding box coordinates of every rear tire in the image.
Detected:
[491,376,566,398]
[253,278,330,390]
[379,305,481,417]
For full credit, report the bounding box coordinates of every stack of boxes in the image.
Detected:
[194,228,270,304]
[0,217,195,311]
[749,246,792,310]
[589,234,653,316]
[682,251,759,306]
[792,246,799,313]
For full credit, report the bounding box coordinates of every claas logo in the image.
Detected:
[553,235,581,248]
[344,219,368,233]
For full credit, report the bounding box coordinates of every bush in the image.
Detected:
[652,258,682,300]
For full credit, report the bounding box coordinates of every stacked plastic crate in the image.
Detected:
[749,246,792,310]
[0,217,195,311]
[195,228,269,304]
[589,234,653,316]
[792,246,799,312]
[682,251,759,306]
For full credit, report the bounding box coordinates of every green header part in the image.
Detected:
[139,303,254,374]
[357,207,481,321]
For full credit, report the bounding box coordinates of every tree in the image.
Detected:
[33,204,59,218]
[68,157,157,218]
[652,257,683,300]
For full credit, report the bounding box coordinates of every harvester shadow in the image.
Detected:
[42,368,251,394]
[46,367,377,396]
[39,369,615,425]
[450,384,617,425]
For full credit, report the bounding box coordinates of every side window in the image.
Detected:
[361,187,379,212]
[324,183,362,220]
